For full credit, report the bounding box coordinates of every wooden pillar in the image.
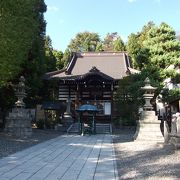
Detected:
[110,83,114,122]
[78,112,82,135]
[75,84,80,110]
[92,112,96,134]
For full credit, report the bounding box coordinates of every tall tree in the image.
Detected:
[102,32,125,52]
[53,50,64,70]
[120,22,180,121]
[113,37,125,51]
[0,0,47,108]
[115,73,145,125]
[126,33,141,68]
[143,22,180,81]
[21,0,47,106]
[44,35,56,72]
[139,21,155,44]
[0,0,40,85]
[68,31,100,52]
[126,22,155,69]
[61,48,71,67]
[103,32,119,51]
[95,42,104,52]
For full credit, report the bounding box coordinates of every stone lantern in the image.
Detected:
[4,76,32,137]
[62,96,74,126]
[15,76,26,108]
[141,77,157,111]
[134,77,164,142]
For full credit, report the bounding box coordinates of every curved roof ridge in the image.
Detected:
[79,51,128,57]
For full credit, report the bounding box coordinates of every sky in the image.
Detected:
[44,0,180,52]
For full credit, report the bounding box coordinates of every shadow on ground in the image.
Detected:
[0,128,63,159]
[113,127,180,179]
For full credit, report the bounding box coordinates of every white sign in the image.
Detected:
[104,102,111,115]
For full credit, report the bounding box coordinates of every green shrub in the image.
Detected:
[113,118,122,126]
[45,119,55,129]
[36,119,45,129]
[113,117,136,126]
[121,118,136,126]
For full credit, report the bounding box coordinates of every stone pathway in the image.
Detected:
[0,135,118,180]
[0,129,62,159]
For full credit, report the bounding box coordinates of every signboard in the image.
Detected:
[104,102,111,115]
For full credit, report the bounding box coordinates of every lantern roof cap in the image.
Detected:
[141,77,157,90]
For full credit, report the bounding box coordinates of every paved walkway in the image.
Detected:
[0,135,118,180]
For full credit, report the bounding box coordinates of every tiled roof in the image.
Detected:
[44,52,138,80]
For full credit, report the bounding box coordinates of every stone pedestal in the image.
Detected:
[134,111,164,142]
[164,121,170,143]
[62,97,74,126]
[169,114,180,149]
[63,112,74,122]
[5,108,32,137]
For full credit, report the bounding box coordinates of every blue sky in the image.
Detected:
[44,0,180,52]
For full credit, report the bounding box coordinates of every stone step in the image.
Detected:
[67,123,79,133]
[137,129,163,132]
[96,123,112,134]
[67,123,112,134]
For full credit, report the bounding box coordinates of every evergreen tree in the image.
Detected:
[0,0,43,86]
[126,22,155,69]
[103,32,119,51]
[143,22,180,81]
[126,33,141,68]
[44,36,56,72]
[95,42,104,52]
[61,48,71,67]
[53,50,64,70]
[115,73,145,125]
[68,31,100,52]
[0,0,47,108]
[21,0,47,106]
[113,37,125,52]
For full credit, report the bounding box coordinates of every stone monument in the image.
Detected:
[168,112,180,149]
[134,77,164,142]
[5,76,32,137]
[62,96,74,125]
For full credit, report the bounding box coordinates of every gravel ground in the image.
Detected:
[0,128,64,159]
[113,127,180,180]
[1,127,180,179]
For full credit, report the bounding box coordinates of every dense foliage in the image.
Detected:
[115,74,144,125]
[127,22,180,81]
[113,22,180,125]
[0,0,45,86]
[68,31,101,52]
[67,31,125,53]
[0,0,47,109]
[53,49,64,70]
[126,21,155,69]
[103,32,125,52]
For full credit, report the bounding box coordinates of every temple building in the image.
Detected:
[44,52,139,122]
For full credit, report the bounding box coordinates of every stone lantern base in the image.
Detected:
[62,113,74,124]
[134,111,164,142]
[4,108,32,137]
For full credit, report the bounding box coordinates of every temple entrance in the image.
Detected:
[56,66,116,123]
[76,104,99,135]
[77,77,112,123]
